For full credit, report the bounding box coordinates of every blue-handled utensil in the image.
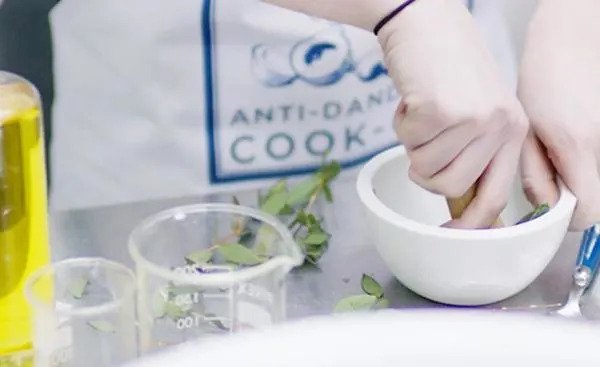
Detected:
[552,224,600,319]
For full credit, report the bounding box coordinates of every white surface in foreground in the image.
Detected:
[128,309,600,366]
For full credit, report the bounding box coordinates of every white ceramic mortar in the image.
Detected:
[356,146,576,305]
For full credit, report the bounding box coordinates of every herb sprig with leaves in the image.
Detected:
[158,161,341,328]
[257,161,341,264]
[180,161,341,269]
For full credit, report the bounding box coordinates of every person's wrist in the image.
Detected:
[526,0,600,51]
[362,0,406,31]
[373,0,420,36]
[262,0,400,30]
[531,0,600,28]
[376,0,470,53]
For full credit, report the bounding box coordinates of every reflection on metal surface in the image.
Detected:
[50,182,585,318]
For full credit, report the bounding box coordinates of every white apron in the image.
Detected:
[49,0,516,210]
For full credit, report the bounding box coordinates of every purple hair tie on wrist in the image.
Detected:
[373,0,418,35]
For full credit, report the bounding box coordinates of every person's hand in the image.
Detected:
[377,0,528,228]
[518,0,600,230]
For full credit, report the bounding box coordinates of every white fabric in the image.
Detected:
[49,0,515,210]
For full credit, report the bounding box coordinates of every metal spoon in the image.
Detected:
[552,224,600,319]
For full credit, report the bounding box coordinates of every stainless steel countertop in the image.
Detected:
[50,178,592,319]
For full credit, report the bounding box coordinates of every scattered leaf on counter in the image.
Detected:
[361,274,384,299]
[88,320,116,333]
[218,243,263,266]
[334,274,389,313]
[334,294,379,313]
[67,276,89,299]
[185,249,214,265]
[375,298,390,309]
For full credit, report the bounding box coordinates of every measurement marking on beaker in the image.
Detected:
[175,311,228,330]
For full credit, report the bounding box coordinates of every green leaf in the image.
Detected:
[260,180,287,209]
[279,204,294,215]
[303,232,329,245]
[67,276,89,299]
[152,291,167,318]
[185,249,214,265]
[267,180,287,196]
[88,320,116,333]
[304,241,328,264]
[238,231,254,245]
[218,243,263,266]
[260,191,288,216]
[294,210,309,226]
[165,300,187,320]
[254,225,277,257]
[334,294,378,313]
[286,177,320,207]
[375,298,390,309]
[316,161,341,182]
[167,285,201,296]
[361,274,384,299]
[306,213,320,229]
[323,184,333,203]
[516,203,550,225]
[304,254,317,265]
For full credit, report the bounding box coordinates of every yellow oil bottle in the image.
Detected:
[0,72,50,364]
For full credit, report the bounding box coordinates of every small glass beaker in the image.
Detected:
[24,258,137,367]
[128,203,303,353]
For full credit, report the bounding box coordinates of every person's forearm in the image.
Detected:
[529,0,600,44]
[262,0,400,31]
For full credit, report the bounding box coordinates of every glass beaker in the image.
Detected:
[128,203,303,353]
[0,71,50,360]
[24,258,137,367]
